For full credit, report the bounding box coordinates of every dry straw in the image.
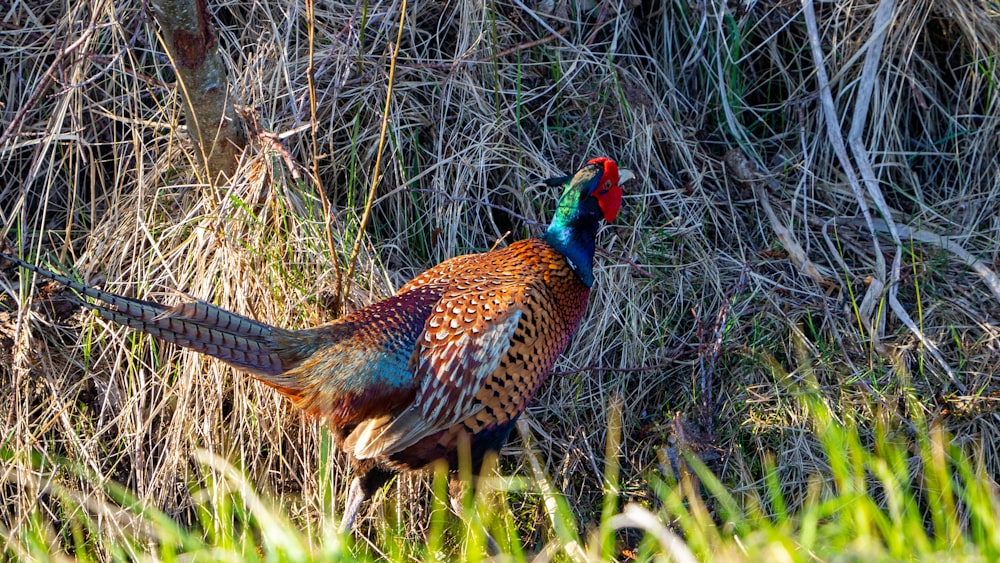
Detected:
[1,0,998,556]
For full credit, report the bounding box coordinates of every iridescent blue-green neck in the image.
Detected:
[541,188,601,287]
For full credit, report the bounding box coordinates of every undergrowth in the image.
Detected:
[2,0,999,560]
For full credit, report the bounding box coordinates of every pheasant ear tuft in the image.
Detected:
[542,174,574,187]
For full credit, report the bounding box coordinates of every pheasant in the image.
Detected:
[1,156,630,536]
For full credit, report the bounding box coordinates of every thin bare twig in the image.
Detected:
[698,263,748,428]
[305,0,344,315]
[0,24,95,150]
[342,0,408,303]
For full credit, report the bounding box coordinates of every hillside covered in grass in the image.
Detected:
[1,0,998,560]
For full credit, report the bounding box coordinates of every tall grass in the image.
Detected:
[4,388,998,561]
[2,0,1000,560]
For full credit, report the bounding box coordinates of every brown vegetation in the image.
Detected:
[1,0,998,556]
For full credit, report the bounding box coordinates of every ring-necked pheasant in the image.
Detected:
[1,157,630,535]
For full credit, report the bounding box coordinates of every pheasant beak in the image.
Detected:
[619,169,635,184]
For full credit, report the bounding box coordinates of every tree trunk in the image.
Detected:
[151,0,245,182]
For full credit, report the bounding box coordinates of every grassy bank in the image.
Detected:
[2,0,998,560]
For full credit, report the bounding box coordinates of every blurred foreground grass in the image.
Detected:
[5,387,998,562]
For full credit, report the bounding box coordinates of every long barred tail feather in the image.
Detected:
[1,253,291,376]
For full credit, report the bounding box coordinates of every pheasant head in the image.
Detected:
[542,157,631,286]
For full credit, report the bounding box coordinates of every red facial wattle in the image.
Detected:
[596,183,622,222]
[587,157,623,222]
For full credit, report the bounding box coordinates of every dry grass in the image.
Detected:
[1,0,999,558]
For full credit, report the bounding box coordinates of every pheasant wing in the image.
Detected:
[348,283,526,459]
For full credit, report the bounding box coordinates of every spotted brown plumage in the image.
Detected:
[0,156,630,538]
